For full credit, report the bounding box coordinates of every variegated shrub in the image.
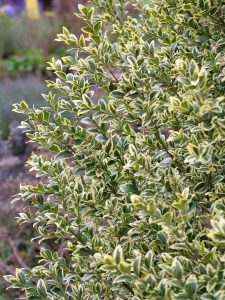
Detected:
[5,0,225,299]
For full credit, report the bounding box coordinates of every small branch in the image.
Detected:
[58,241,68,257]
[122,282,134,295]
[8,238,27,268]
[108,68,119,82]
[155,129,185,173]
[0,229,27,268]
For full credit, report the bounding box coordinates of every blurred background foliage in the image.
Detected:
[0,15,60,58]
[0,77,47,139]
[0,15,62,138]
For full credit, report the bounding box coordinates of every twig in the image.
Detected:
[155,128,185,173]
[0,229,27,268]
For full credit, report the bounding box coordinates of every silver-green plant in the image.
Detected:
[5,1,225,299]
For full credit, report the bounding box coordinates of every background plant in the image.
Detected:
[5,0,225,299]
[0,77,47,139]
[6,49,45,74]
[0,15,60,58]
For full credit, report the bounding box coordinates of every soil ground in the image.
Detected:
[0,141,40,299]
[0,142,36,217]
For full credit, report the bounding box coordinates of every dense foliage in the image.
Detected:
[5,0,225,299]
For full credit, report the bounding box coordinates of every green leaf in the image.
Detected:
[144,251,154,270]
[208,219,225,244]
[113,274,134,284]
[94,21,102,33]
[172,259,183,279]
[74,166,86,176]
[113,245,123,265]
[56,151,74,160]
[16,269,26,284]
[133,256,141,276]
[120,183,138,194]
[194,182,208,194]
[81,117,95,126]
[185,275,198,297]
[79,34,86,47]
[37,279,47,297]
[111,90,125,99]
[78,4,87,15]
